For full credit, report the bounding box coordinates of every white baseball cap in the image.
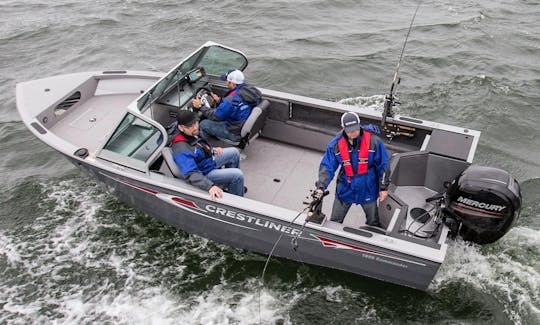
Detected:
[226,70,245,84]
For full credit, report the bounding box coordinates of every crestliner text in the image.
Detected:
[206,204,303,235]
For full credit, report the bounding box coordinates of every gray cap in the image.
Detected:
[341,112,361,133]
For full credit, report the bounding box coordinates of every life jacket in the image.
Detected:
[338,131,371,183]
[170,133,187,145]
[170,133,213,158]
[226,89,237,97]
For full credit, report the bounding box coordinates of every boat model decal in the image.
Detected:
[101,173,258,230]
[204,204,303,236]
[156,193,257,230]
[125,182,159,195]
[103,173,426,267]
[101,173,309,235]
[105,174,204,211]
[171,196,204,211]
[312,235,426,267]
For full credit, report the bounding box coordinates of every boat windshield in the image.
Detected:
[102,113,162,162]
[137,43,247,111]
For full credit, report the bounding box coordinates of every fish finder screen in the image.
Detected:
[188,68,203,83]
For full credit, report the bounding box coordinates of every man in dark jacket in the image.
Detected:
[170,110,245,199]
[192,69,261,142]
[314,112,390,227]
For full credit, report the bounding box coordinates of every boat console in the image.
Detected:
[381,150,522,245]
[380,151,470,245]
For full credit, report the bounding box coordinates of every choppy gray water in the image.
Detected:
[1,1,539,324]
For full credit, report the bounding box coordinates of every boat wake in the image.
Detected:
[338,94,387,113]
[432,226,540,325]
[2,171,538,324]
[0,178,299,324]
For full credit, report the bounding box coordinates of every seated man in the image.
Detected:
[191,69,261,143]
[170,110,245,199]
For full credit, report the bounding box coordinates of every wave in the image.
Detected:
[0,177,297,323]
[2,137,538,324]
[432,230,540,325]
[338,94,386,112]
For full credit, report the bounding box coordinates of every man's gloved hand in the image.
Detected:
[312,188,323,201]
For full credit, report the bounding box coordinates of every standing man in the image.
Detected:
[171,110,245,199]
[314,112,390,227]
[192,69,261,143]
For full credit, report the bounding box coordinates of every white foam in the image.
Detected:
[338,94,387,113]
[0,233,22,264]
[58,287,184,325]
[433,226,540,325]
[3,177,538,324]
[0,178,297,324]
[174,283,291,325]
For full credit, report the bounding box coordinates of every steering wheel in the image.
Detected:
[195,87,216,109]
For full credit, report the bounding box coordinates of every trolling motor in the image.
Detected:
[304,190,329,224]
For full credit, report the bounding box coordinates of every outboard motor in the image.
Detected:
[444,165,522,244]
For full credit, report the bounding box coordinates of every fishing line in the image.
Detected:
[390,0,423,88]
[258,3,425,322]
[258,206,309,325]
[257,190,328,323]
[289,217,312,272]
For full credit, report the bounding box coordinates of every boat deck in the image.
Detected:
[48,91,370,230]
[45,92,434,235]
[49,94,136,154]
[241,137,367,229]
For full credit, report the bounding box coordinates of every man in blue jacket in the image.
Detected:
[192,69,261,143]
[170,110,245,200]
[314,112,390,227]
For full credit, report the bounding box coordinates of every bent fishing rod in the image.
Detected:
[381,0,423,128]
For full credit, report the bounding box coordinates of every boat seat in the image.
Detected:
[214,99,270,149]
[161,147,183,178]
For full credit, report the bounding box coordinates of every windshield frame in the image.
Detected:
[97,110,167,172]
[136,41,248,112]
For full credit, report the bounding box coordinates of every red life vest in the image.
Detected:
[170,133,213,157]
[170,133,187,145]
[338,131,371,183]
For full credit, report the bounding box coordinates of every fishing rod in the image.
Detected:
[381,0,423,128]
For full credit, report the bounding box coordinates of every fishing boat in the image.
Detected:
[16,41,522,290]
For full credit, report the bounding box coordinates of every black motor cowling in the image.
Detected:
[444,165,522,244]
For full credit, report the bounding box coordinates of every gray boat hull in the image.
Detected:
[70,156,440,290]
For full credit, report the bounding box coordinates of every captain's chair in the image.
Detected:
[213,99,270,149]
[161,147,183,178]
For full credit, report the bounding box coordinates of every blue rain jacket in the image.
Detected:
[316,131,390,204]
[171,134,216,190]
